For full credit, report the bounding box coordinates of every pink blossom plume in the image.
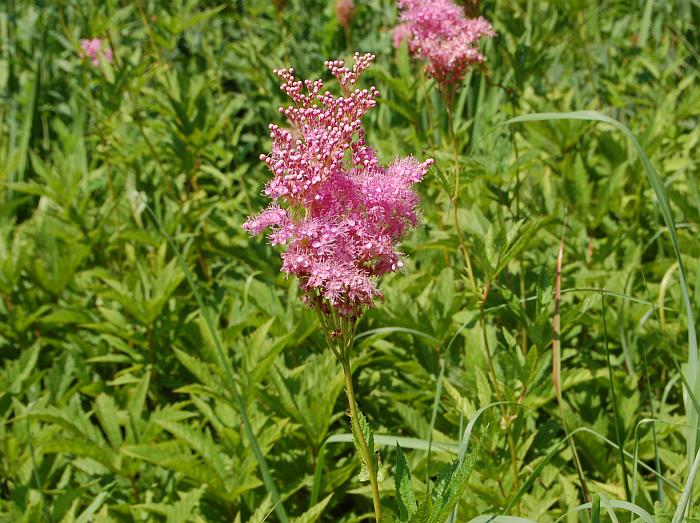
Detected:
[80,38,113,66]
[335,0,355,29]
[395,0,495,87]
[392,23,412,49]
[244,53,433,318]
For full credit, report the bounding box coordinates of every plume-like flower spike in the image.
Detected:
[244,53,432,318]
[395,0,495,87]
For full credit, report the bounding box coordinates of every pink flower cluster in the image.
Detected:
[336,0,356,29]
[244,53,433,318]
[79,38,113,66]
[394,0,495,87]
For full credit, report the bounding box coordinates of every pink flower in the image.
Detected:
[392,23,412,49]
[395,0,495,87]
[336,0,356,29]
[79,38,113,66]
[244,53,433,318]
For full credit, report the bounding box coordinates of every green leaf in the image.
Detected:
[173,347,219,387]
[410,437,482,523]
[95,393,123,450]
[41,439,119,472]
[395,444,417,522]
[126,370,151,443]
[290,493,333,523]
[167,487,205,523]
[154,419,228,483]
[352,405,376,482]
[591,494,601,523]
[75,485,113,523]
[431,446,481,522]
[5,343,40,394]
[442,380,475,419]
[121,444,230,498]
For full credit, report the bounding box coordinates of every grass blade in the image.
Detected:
[325,433,459,454]
[639,0,655,48]
[591,494,601,523]
[7,57,40,202]
[673,444,700,523]
[467,518,538,523]
[354,327,439,343]
[554,499,654,523]
[601,292,631,500]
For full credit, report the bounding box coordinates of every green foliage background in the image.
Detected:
[1,0,699,521]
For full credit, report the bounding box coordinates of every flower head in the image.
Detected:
[336,0,356,29]
[392,23,412,49]
[244,53,432,319]
[395,0,495,87]
[80,38,113,66]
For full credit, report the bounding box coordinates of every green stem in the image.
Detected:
[446,107,475,291]
[340,352,382,522]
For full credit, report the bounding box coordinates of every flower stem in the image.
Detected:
[339,352,382,522]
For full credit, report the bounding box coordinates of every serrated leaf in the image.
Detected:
[127,370,151,443]
[408,497,434,523]
[352,404,378,483]
[7,343,41,394]
[167,487,205,523]
[154,419,228,483]
[430,460,459,507]
[442,380,475,419]
[95,394,123,449]
[174,348,219,387]
[121,445,227,497]
[474,367,492,407]
[290,493,333,523]
[24,406,92,440]
[41,439,119,472]
[409,437,482,523]
[75,486,112,523]
[395,444,417,522]
[430,440,482,522]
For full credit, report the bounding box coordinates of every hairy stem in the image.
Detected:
[340,351,382,522]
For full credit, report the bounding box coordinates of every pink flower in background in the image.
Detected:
[392,23,411,49]
[335,0,356,29]
[80,38,113,66]
[244,53,432,318]
[395,0,495,87]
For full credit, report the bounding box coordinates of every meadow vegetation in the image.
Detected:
[1,0,700,521]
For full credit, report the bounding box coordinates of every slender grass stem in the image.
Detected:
[601,292,631,500]
[638,269,666,503]
[446,107,475,292]
[552,217,590,503]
